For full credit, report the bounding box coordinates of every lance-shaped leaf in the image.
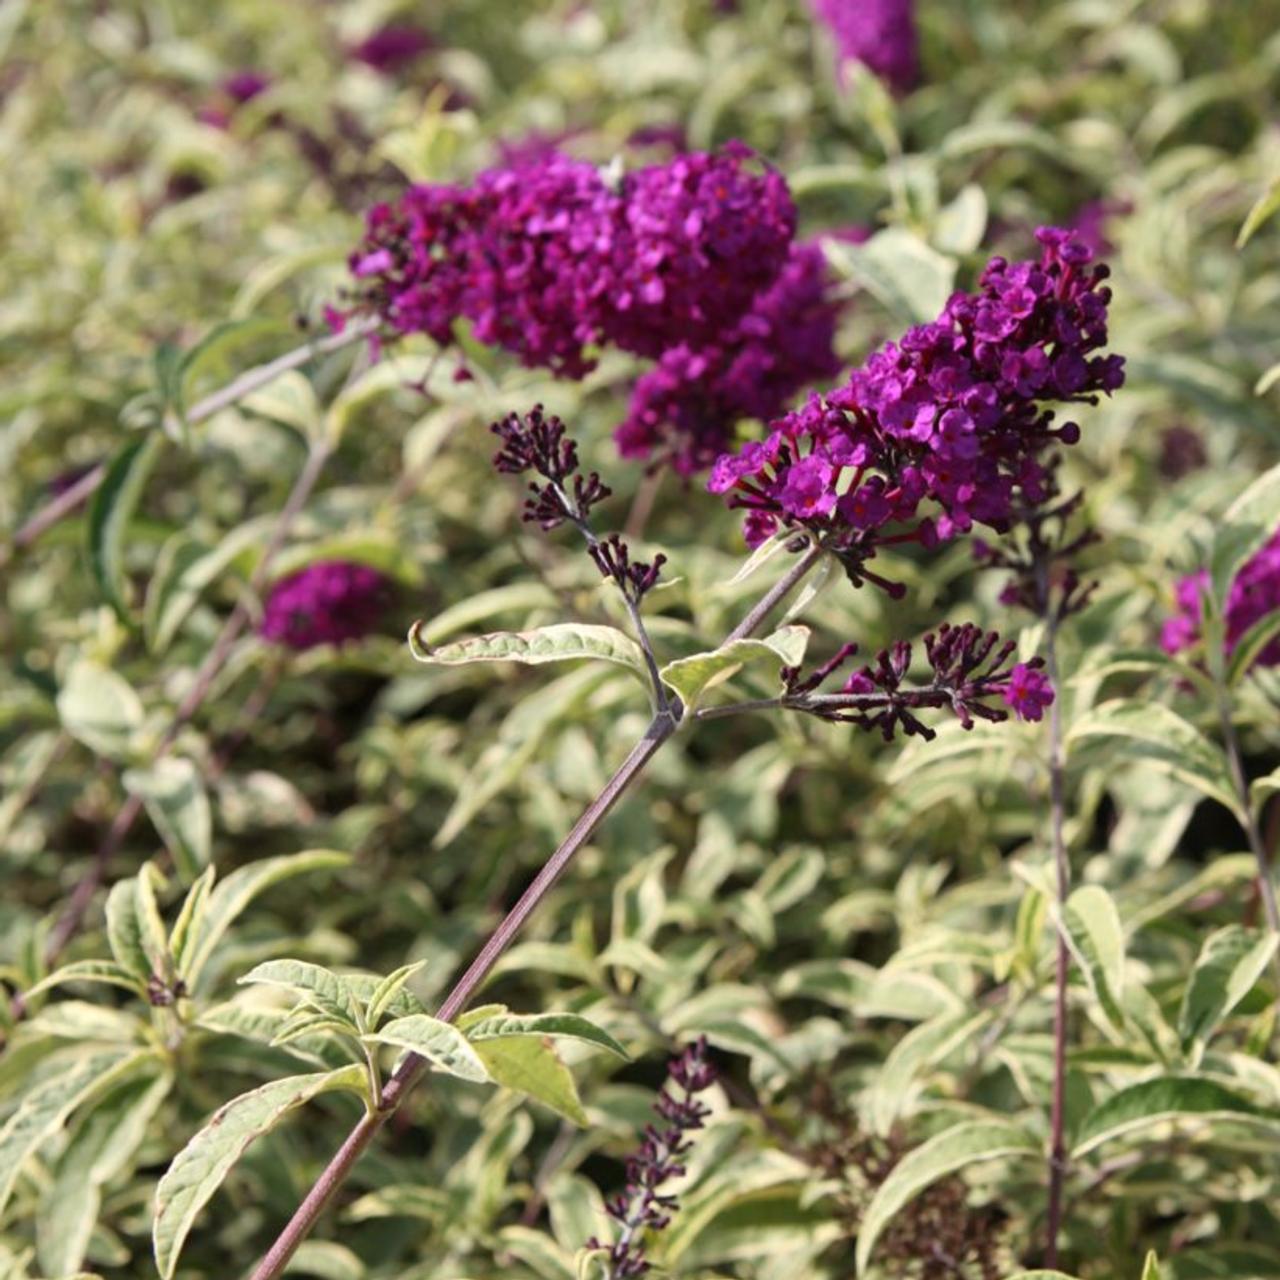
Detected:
[659,625,810,709]
[472,1036,589,1126]
[1062,885,1126,1032]
[1178,927,1279,1060]
[180,850,350,991]
[37,1066,172,1277]
[370,1015,490,1082]
[87,433,164,619]
[241,369,323,438]
[123,759,212,883]
[459,1011,629,1060]
[1067,700,1240,819]
[0,1046,158,1215]
[409,621,650,688]
[361,962,429,1029]
[856,1119,1038,1274]
[152,1065,367,1280]
[238,960,362,1029]
[21,960,147,1003]
[1072,1076,1280,1157]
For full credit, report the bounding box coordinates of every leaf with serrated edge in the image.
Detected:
[238,960,361,1027]
[855,1120,1038,1273]
[462,1013,628,1059]
[181,850,350,991]
[473,1036,588,1125]
[152,1065,366,1279]
[409,621,650,687]
[363,962,428,1029]
[370,1015,489,1082]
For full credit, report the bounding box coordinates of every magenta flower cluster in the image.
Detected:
[260,561,391,651]
[615,241,844,474]
[343,143,795,380]
[708,228,1125,584]
[808,0,920,95]
[1161,530,1280,671]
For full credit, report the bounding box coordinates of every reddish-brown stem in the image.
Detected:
[244,546,827,1280]
[43,443,332,969]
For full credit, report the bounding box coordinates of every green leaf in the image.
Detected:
[1067,700,1240,819]
[1210,464,1280,606]
[370,1015,489,1083]
[325,355,442,446]
[21,960,147,1002]
[824,227,957,326]
[1178,927,1278,1059]
[240,369,323,438]
[413,582,558,647]
[238,960,362,1028]
[167,867,216,978]
[122,759,212,883]
[1062,885,1127,1031]
[0,1046,157,1215]
[460,1012,629,1060]
[105,876,152,983]
[36,1067,171,1277]
[1072,1076,1280,1157]
[1237,174,1280,248]
[86,434,164,620]
[56,660,144,761]
[933,184,988,255]
[472,1036,588,1126]
[363,961,428,1029]
[1141,1250,1164,1280]
[180,850,350,991]
[142,518,271,655]
[152,1065,366,1280]
[1253,769,1280,817]
[659,625,809,709]
[1228,611,1280,687]
[283,1239,367,1280]
[408,621,651,688]
[134,863,172,982]
[855,1120,1038,1273]
[178,317,286,409]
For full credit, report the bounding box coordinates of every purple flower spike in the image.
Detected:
[808,0,920,95]
[261,561,391,651]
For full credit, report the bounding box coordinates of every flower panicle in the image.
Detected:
[588,1038,717,1278]
[782,623,1054,740]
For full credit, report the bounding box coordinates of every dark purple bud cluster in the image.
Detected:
[972,469,1098,624]
[339,143,795,380]
[615,241,844,475]
[589,1038,717,1277]
[782,623,1053,741]
[709,229,1124,573]
[590,535,667,606]
[491,406,611,531]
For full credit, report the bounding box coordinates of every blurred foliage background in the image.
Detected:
[4,1,1280,1277]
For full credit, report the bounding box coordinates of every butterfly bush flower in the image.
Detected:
[1161,530,1280,670]
[588,1038,717,1277]
[341,143,795,379]
[780,624,1052,741]
[261,561,391,651]
[708,228,1125,592]
[808,0,920,94]
[349,25,434,73]
[615,242,843,474]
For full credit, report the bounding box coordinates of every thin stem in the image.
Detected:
[623,468,664,541]
[43,442,332,969]
[1043,612,1070,1269]
[1219,697,1280,939]
[723,541,823,644]
[245,542,828,1280]
[6,320,373,557]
